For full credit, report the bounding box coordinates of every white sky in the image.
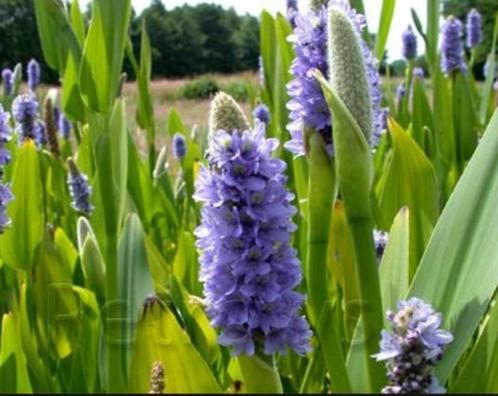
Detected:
[80,0,428,60]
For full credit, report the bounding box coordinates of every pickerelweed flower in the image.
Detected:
[172,133,187,160]
[396,83,406,102]
[373,298,453,394]
[466,8,483,49]
[413,67,425,80]
[12,93,41,144]
[287,0,299,28]
[0,106,13,233]
[194,122,311,356]
[402,26,418,61]
[1,69,13,97]
[374,230,389,260]
[441,16,465,75]
[27,59,41,92]
[67,158,94,216]
[59,113,72,139]
[253,104,271,126]
[286,0,383,156]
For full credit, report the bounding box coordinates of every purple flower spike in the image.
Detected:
[467,9,483,49]
[194,122,312,356]
[27,59,41,92]
[59,113,72,139]
[12,94,40,144]
[402,26,418,61]
[373,298,453,394]
[287,0,299,28]
[1,69,13,97]
[0,106,13,233]
[441,16,465,75]
[253,104,271,126]
[172,133,187,160]
[67,158,94,216]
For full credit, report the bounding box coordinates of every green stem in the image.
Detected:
[306,133,336,327]
[348,217,385,392]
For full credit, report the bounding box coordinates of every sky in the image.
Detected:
[80,0,428,60]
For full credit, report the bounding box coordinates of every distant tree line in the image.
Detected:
[0,0,260,83]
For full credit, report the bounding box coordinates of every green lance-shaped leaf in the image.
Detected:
[408,109,498,384]
[34,0,82,73]
[0,314,32,393]
[237,355,283,394]
[328,5,372,141]
[208,92,249,134]
[79,0,131,113]
[128,298,222,393]
[374,0,396,61]
[0,140,44,271]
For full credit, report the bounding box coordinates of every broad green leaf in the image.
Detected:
[328,201,359,338]
[238,355,283,393]
[33,235,79,360]
[453,73,478,166]
[62,49,86,122]
[117,214,155,376]
[166,108,187,136]
[70,0,86,46]
[0,355,16,393]
[379,207,410,312]
[57,287,100,393]
[374,0,396,61]
[34,0,81,72]
[412,78,435,156]
[128,301,222,393]
[374,120,438,274]
[0,141,44,270]
[173,231,202,296]
[0,314,32,392]
[135,22,155,139]
[451,299,498,393]
[79,0,131,113]
[409,110,498,383]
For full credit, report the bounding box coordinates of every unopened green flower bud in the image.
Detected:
[209,92,249,134]
[328,5,372,140]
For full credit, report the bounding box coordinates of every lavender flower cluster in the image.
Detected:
[402,26,418,61]
[0,106,13,233]
[374,298,453,394]
[286,0,383,156]
[194,122,311,356]
[67,159,94,216]
[12,94,45,147]
[466,9,483,49]
[253,104,271,127]
[441,16,465,75]
[1,69,13,97]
